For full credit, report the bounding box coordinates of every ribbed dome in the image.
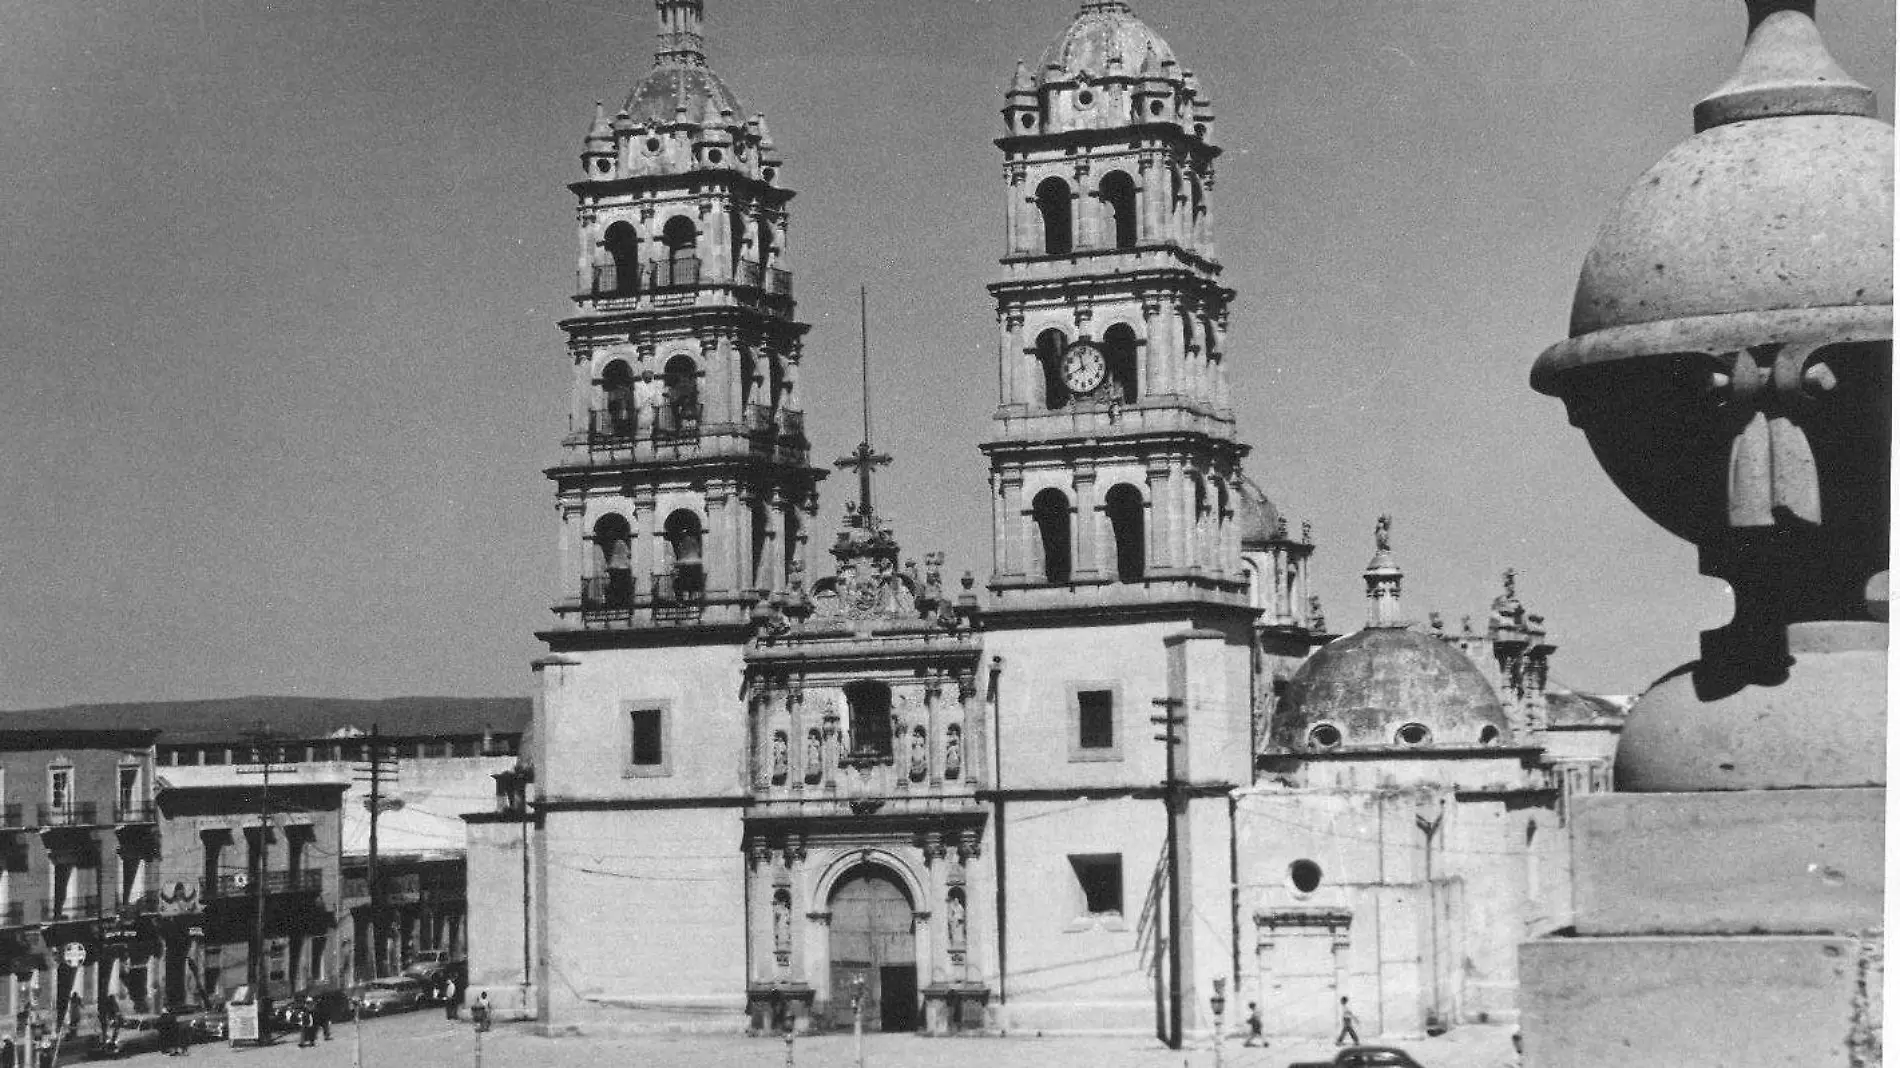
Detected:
[1232,476,1282,549]
[624,64,742,126]
[1269,627,1509,751]
[1040,1,1177,79]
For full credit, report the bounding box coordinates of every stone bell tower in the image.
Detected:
[1518,2,1890,1064]
[982,0,1249,612]
[549,0,822,634]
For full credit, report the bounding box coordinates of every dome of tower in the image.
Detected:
[1040,1,1177,80]
[1536,1,1891,388]
[1232,476,1282,549]
[1268,628,1509,752]
[624,64,743,126]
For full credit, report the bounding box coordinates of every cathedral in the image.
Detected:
[470,0,1622,1041]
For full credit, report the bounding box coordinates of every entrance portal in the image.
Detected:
[826,867,918,1032]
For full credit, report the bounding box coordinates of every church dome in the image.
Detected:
[1232,476,1282,549]
[1040,1,1177,80]
[624,63,742,126]
[1268,627,1509,752]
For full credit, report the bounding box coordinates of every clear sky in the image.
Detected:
[1,0,1891,708]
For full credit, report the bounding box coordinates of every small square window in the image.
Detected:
[1077,690,1114,749]
[1070,854,1123,917]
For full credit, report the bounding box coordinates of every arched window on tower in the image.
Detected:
[1099,171,1138,250]
[1102,323,1139,403]
[602,221,639,295]
[660,509,705,601]
[1105,484,1146,583]
[660,215,698,286]
[844,680,894,761]
[660,354,701,435]
[1036,329,1070,411]
[1035,176,1074,256]
[599,359,637,439]
[1032,488,1073,584]
[590,514,634,609]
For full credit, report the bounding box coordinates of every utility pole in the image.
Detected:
[352,726,398,978]
[236,725,293,1041]
[1150,696,1186,1052]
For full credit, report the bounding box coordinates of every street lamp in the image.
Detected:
[1210,978,1228,1068]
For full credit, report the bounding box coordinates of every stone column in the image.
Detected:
[632,491,658,592]
[1072,468,1099,578]
[923,835,948,985]
[1000,310,1025,408]
[1138,299,1161,397]
[1138,155,1161,242]
[747,839,773,983]
[788,686,806,791]
[558,503,585,600]
[996,473,1024,579]
[955,834,983,982]
[705,485,736,595]
[1007,167,1033,254]
[925,682,942,786]
[785,839,809,984]
[751,691,772,793]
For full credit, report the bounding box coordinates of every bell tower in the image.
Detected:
[983,0,1247,611]
[547,0,822,634]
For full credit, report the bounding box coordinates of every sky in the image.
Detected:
[1,0,1892,708]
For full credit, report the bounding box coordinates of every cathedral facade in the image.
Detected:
[484,0,1620,1041]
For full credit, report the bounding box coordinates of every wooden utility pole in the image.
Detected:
[236,726,293,1017]
[352,726,398,977]
[1150,696,1186,1052]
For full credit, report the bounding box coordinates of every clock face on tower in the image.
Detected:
[1060,341,1107,395]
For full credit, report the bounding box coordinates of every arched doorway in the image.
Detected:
[827,866,918,1033]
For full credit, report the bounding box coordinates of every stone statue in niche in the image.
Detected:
[947,890,967,949]
[943,724,963,780]
[909,726,928,782]
[804,729,823,784]
[773,889,792,955]
[771,731,789,785]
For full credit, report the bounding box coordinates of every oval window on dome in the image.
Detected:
[1289,860,1322,894]
[1308,724,1342,749]
[1479,725,1500,746]
[1077,90,1095,108]
[1021,113,1037,130]
[708,148,724,165]
[644,137,662,154]
[763,167,777,182]
[1149,100,1165,117]
[1193,122,1208,138]
[1396,723,1432,747]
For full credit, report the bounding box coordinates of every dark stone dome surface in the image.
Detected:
[1233,476,1281,550]
[1269,627,1508,751]
[624,63,742,125]
[1040,1,1177,79]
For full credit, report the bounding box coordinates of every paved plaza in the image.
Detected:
[73,1011,1520,1068]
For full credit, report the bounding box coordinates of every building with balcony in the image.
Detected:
[0,727,159,1033]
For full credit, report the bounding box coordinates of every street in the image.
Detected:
[67,1011,1520,1068]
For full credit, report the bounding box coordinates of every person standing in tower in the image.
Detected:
[1243,1001,1265,1047]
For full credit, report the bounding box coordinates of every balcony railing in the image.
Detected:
[43,895,100,922]
[37,803,99,828]
[114,801,156,824]
[586,403,701,447]
[578,257,790,301]
[581,574,636,612]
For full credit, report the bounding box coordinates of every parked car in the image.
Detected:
[349,977,426,1016]
[178,1007,226,1040]
[1289,1048,1428,1068]
[273,985,352,1028]
[401,950,466,986]
[91,1014,167,1059]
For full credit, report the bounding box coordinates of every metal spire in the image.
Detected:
[835,285,890,521]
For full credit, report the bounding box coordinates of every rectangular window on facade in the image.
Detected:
[1067,683,1124,762]
[845,681,894,760]
[1069,854,1123,917]
[627,703,672,767]
[202,748,226,766]
[1077,690,1115,749]
[118,766,138,812]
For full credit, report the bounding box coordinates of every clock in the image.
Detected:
[1060,342,1107,395]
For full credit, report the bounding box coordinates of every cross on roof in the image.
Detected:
[834,285,891,521]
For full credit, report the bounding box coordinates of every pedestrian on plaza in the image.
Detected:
[62,991,80,1041]
[1243,1001,1265,1047]
[2,1033,15,1068]
[472,992,490,1033]
[443,977,460,1020]
[311,995,331,1041]
[297,1000,319,1048]
[96,994,117,1047]
[1336,996,1360,1046]
[155,1012,177,1057]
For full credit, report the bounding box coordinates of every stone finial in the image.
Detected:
[1693,0,1876,131]
[1010,58,1036,95]
[1374,514,1392,552]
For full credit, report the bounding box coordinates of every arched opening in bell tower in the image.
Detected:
[602,221,640,294]
[591,514,635,608]
[1099,171,1138,249]
[1032,488,1074,584]
[1035,329,1070,410]
[1105,483,1146,583]
[599,360,637,438]
[660,509,705,600]
[1034,176,1074,256]
[661,215,699,286]
[660,354,701,433]
[1103,323,1139,403]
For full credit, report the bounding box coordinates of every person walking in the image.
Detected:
[298,1000,319,1048]
[311,996,331,1042]
[443,977,459,1021]
[1336,996,1361,1046]
[1243,1001,1265,1047]
[471,992,490,1033]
